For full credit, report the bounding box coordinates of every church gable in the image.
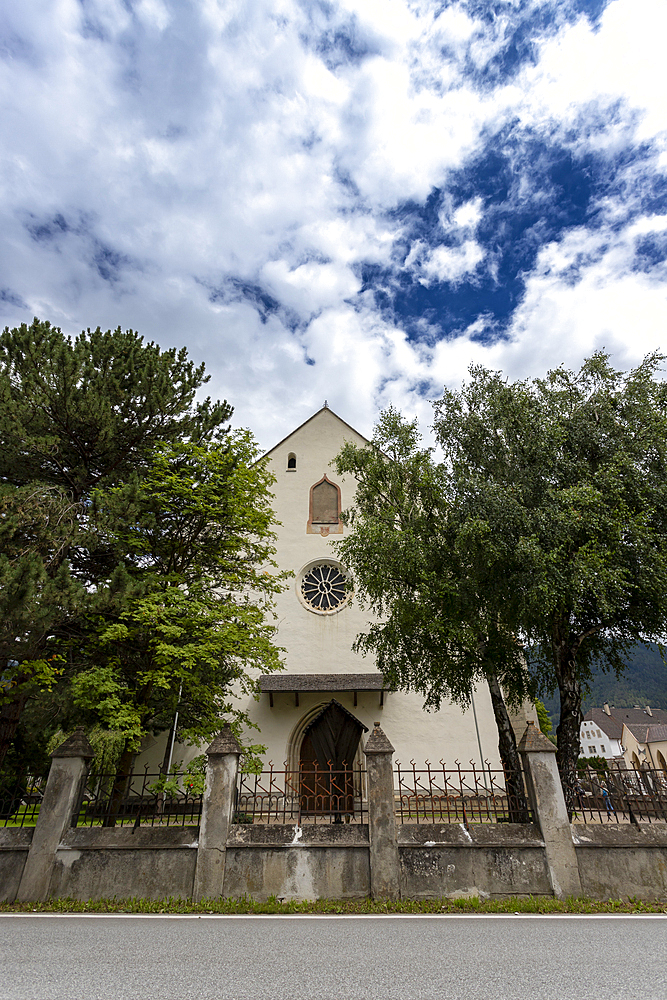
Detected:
[262,405,370,467]
[263,406,369,540]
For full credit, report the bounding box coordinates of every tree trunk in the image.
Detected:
[485,668,530,822]
[0,686,29,773]
[554,643,582,817]
[102,746,135,827]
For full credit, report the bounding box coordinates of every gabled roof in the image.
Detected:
[624,722,667,745]
[583,708,623,740]
[623,723,652,744]
[584,706,667,740]
[261,405,370,460]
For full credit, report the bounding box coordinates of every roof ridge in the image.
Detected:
[260,406,371,460]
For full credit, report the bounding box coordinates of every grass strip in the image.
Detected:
[1,895,666,915]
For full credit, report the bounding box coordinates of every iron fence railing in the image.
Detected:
[573,763,667,824]
[0,774,47,828]
[75,766,203,828]
[394,760,533,825]
[236,762,367,824]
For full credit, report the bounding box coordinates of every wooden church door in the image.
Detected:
[298,701,367,819]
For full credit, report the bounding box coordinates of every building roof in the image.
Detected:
[260,673,385,692]
[584,705,667,741]
[624,722,667,745]
[261,405,371,461]
[614,707,667,727]
[583,708,623,740]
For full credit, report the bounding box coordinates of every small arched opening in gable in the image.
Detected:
[287,453,297,470]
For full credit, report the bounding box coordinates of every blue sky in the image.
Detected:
[1,0,666,446]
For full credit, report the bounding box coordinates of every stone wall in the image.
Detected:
[2,723,667,904]
[48,827,198,901]
[0,829,32,901]
[397,824,552,899]
[223,823,371,901]
[573,823,667,901]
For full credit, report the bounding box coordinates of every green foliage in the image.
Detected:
[150,755,207,797]
[46,727,126,778]
[59,437,286,752]
[0,319,233,765]
[577,755,608,774]
[0,318,283,771]
[534,699,553,736]
[431,351,667,792]
[334,407,533,716]
[0,318,230,498]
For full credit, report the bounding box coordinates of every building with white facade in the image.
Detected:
[581,705,667,771]
[236,405,535,772]
[140,405,537,775]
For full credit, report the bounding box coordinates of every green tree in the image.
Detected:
[432,353,667,805]
[62,435,285,787]
[334,408,534,814]
[534,699,553,738]
[0,318,232,768]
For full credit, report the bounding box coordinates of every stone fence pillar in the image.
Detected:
[518,721,582,900]
[193,726,241,903]
[364,722,400,900]
[18,727,93,902]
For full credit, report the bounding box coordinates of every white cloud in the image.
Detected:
[406,238,485,286]
[0,0,666,450]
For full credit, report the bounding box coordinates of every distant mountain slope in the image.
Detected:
[541,644,667,725]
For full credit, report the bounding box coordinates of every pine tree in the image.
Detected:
[0,318,233,769]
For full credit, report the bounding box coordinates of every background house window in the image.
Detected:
[287,453,297,470]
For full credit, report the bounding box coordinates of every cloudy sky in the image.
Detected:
[1,0,666,447]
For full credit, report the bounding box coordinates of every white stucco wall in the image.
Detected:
[236,407,515,770]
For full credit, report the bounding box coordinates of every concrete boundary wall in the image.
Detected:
[573,823,667,901]
[397,824,553,899]
[2,724,667,903]
[0,829,32,902]
[224,823,371,901]
[48,827,199,901]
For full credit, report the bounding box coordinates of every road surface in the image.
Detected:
[1,914,665,1000]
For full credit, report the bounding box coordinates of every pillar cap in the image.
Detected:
[51,727,94,761]
[363,722,394,755]
[206,725,242,756]
[517,720,557,754]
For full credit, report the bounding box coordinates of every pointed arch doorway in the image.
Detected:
[299,700,367,821]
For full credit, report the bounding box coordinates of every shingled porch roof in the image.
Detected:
[260,672,387,708]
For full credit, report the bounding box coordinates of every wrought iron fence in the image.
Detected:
[394,760,533,825]
[0,774,47,828]
[75,765,203,828]
[572,763,667,824]
[236,762,367,824]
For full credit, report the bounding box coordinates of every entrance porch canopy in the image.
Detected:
[260,672,387,708]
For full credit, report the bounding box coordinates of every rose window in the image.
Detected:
[300,562,350,613]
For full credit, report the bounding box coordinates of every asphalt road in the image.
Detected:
[1,914,666,1000]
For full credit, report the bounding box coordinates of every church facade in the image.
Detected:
[237,404,534,773]
[139,404,535,775]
